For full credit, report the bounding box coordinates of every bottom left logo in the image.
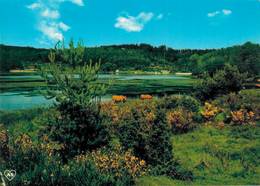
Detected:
[0,169,16,186]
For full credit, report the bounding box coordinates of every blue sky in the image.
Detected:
[0,0,260,49]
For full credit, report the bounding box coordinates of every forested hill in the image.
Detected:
[0,42,260,76]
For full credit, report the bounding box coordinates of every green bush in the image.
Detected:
[159,95,200,133]
[43,103,109,160]
[166,108,195,134]
[0,124,9,162]
[117,108,172,165]
[149,160,193,181]
[160,95,200,113]
[214,90,260,121]
[67,160,134,186]
[8,154,133,186]
[117,106,193,180]
[40,40,110,160]
[195,64,247,100]
[1,132,132,186]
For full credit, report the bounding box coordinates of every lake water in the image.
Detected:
[0,74,189,110]
[0,92,54,110]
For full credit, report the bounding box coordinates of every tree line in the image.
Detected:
[0,42,259,76]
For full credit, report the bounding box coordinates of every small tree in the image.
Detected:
[195,64,247,100]
[40,40,109,159]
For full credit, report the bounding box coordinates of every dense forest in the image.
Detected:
[0,42,259,76]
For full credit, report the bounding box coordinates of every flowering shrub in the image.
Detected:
[40,135,64,157]
[160,95,200,113]
[75,146,147,179]
[201,102,221,121]
[0,124,9,161]
[14,134,33,153]
[214,90,260,122]
[101,102,132,125]
[231,109,255,125]
[167,108,194,133]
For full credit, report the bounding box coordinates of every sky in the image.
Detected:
[0,0,260,49]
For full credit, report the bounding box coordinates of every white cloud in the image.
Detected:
[208,9,232,17]
[156,14,164,20]
[115,12,154,32]
[137,12,154,21]
[41,9,60,19]
[26,0,84,44]
[222,9,232,15]
[70,0,84,6]
[26,2,41,10]
[59,22,70,31]
[207,11,220,17]
[38,21,63,41]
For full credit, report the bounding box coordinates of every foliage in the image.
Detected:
[0,132,133,186]
[213,90,260,121]
[1,42,260,76]
[196,64,247,100]
[76,143,147,181]
[110,102,193,180]
[167,108,195,133]
[0,108,45,126]
[160,95,200,113]
[201,102,222,121]
[230,109,255,125]
[44,103,109,160]
[0,91,259,185]
[41,57,107,107]
[40,40,109,160]
[0,124,9,162]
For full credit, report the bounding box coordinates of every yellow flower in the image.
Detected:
[140,160,146,166]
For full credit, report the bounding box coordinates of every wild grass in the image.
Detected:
[137,124,260,185]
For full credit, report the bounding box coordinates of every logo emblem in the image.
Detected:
[4,170,16,181]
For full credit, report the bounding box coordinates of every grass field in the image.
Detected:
[137,124,260,185]
[0,74,197,95]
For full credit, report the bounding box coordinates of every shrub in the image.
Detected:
[117,107,171,164]
[2,133,133,186]
[40,40,109,160]
[160,95,200,113]
[0,124,9,161]
[67,160,133,186]
[230,109,255,125]
[149,160,193,181]
[214,90,260,121]
[201,102,222,121]
[44,103,109,160]
[167,108,195,133]
[117,106,193,180]
[75,144,147,181]
[195,64,247,100]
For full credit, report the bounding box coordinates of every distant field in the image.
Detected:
[0,73,197,95]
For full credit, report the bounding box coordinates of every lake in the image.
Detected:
[0,74,193,110]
